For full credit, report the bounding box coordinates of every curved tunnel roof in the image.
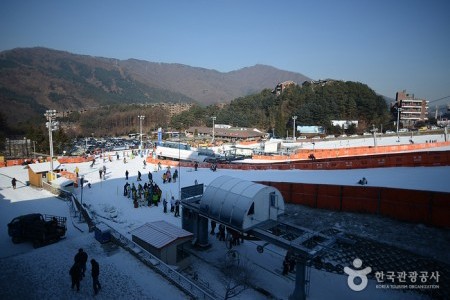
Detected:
[199,175,284,230]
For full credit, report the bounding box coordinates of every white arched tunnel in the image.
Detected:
[199,175,285,231]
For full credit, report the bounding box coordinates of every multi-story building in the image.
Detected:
[272,81,296,96]
[395,90,429,127]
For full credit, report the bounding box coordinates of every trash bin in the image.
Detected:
[94,223,111,244]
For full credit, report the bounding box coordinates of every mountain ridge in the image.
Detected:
[0,47,310,125]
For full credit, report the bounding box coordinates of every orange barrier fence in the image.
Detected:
[58,156,93,164]
[253,141,450,161]
[38,151,450,171]
[259,181,450,228]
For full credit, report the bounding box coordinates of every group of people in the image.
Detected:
[98,165,107,180]
[163,195,181,217]
[357,177,368,185]
[210,220,243,247]
[162,167,178,183]
[123,179,162,208]
[69,248,101,295]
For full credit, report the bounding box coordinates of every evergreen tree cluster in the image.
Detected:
[171,81,391,137]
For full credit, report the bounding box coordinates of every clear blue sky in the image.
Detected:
[1,0,449,104]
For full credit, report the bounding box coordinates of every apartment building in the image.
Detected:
[395,90,429,127]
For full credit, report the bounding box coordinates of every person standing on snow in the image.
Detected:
[174,199,180,217]
[163,198,168,213]
[11,177,17,189]
[91,259,101,295]
[69,262,82,292]
[74,248,88,278]
[125,170,129,180]
[137,171,142,181]
[172,169,178,183]
[170,196,175,213]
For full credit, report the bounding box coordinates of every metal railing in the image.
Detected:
[103,223,217,300]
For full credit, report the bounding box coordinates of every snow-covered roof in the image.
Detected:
[130,221,193,249]
[28,160,61,173]
[50,176,74,187]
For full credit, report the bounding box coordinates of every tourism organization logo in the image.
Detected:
[343,257,441,292]
[344,258,372,291]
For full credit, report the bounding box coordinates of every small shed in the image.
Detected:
[27,160,61,187]
[199,175,285,231]
[130,220,193,268]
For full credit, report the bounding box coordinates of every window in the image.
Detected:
[247,202,255,215]
[270,192,277,207]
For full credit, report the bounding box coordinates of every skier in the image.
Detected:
[148,171,152,182]
[125,170,129,180]
[11,177,17,189]
[137,171,142,181]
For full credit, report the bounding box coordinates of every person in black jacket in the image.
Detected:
[69,262,82,291]
[74,248,88,278]
[91,259,101,295]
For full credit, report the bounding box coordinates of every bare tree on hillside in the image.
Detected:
[219,250,253,300]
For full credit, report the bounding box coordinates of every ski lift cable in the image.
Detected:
[428,95,450,104]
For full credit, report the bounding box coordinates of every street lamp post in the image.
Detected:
[371,124,378,147]
[44,109,57,181]
[211,116,216,144]
[292,116,297,140]
[138,115,145,153]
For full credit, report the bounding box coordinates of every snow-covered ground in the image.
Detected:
[0,134,448,299]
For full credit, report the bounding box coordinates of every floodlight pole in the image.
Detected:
[79,175,84,221]
[211,116,216,143]
[396,108,402,142]
[178,133,181,200]
[292,116,297,140]
[138,115,145,153]
[44,109,56,181]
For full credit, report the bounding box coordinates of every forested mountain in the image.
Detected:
[0,47,309,129]
[171,80,391,136]
[0,47,393,154]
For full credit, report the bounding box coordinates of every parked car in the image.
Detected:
[385,130,395,134]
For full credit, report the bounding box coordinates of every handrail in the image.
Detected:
[98,222,217,300]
